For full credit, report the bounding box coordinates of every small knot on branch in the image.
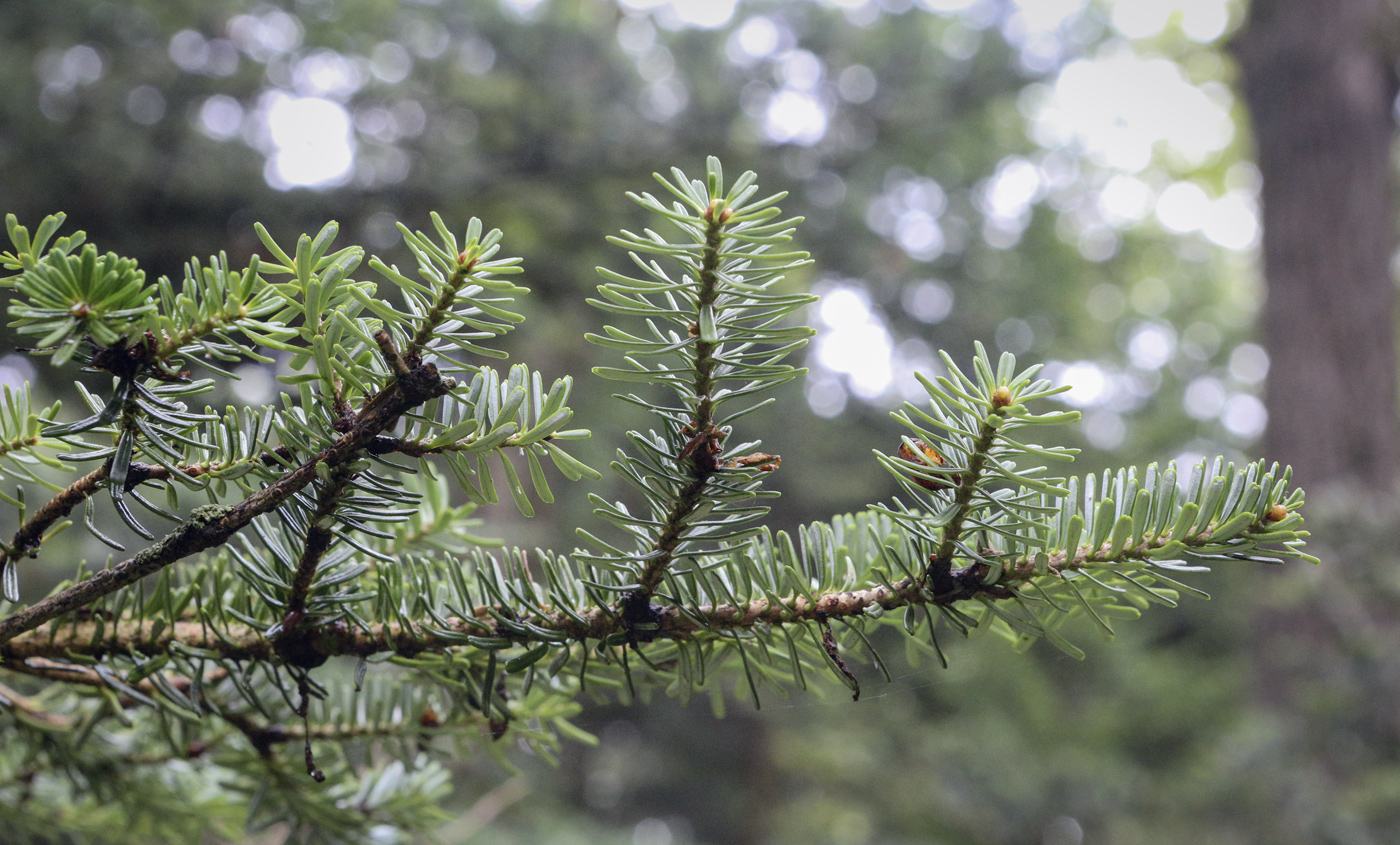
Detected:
[373,329,411,378]
[926,558,1017,603]
[273,611,338,670]
[368,330,456,409]
[620,592,664,643]
[677,422,726,474]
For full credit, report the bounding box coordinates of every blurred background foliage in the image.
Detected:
[0,0,1387,842]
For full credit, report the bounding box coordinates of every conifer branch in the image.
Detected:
[406,253,474,361]
[928,394,1006,581]
[0,165,1311,839]
[630,201,731,603]
[0,358,455,644]
[0,500,1297,665]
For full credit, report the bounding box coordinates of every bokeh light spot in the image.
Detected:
[198,94,244,140]
[1055,361,1110,408]
[763,90,828,146]
[1228,343,1270,384]
[621,0,738,29]
[1183,375,1226,419]
[1222,394,1267,440]
[126,85,166,125]
[1082,408,1127,450]
[1034,49,1233,173]
[902,280,955,324]
[1125,322,1176,370]
[231,363,276,405]
[259,92,356,190]
[838,64,877,103]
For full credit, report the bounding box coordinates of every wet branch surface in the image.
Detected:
[2,465,109,566]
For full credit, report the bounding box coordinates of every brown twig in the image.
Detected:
[3,465,110,565]
[0,563,1015,661]
[275,465,355,670]
[282,471,353,623]
[2,655,230,701]
[818,615,860,700]
[0,680,73,728]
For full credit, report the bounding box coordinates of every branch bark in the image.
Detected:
[0,513,1262,663]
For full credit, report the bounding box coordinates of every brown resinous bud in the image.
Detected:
[896,438,960,491]
[704,199,733,224]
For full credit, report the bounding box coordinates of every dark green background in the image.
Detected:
[0,2,1370,843]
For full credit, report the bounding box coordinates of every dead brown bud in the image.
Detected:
[723,452,781,472]
[896,439,959,491]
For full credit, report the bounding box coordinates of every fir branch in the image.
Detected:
[589,159,815,636]
[0,421,551,581]
[926,386,1012,590]
[0,166,1312,838]
[0,386,71,485]
[1,655,230,713]
[152,307,247,361]
[0,349,455,645]
[631,201,730,601]
[150,292,271,365]
[3,452,282,576]
[219,708,454,755]
[0,431,47,468]
[0,502,1298,664]
[405,253,474,361]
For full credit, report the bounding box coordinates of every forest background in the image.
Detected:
[0,0,1394,843]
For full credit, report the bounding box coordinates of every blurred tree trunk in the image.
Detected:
[1235,11,1400,828]
[1234,0,1400,496]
